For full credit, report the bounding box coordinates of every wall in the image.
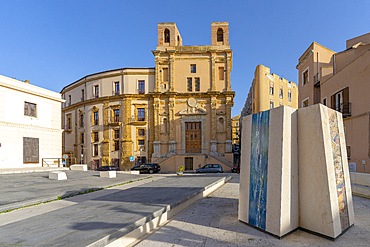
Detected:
[0,75,63,168]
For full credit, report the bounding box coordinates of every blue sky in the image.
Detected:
[1,1,369,116]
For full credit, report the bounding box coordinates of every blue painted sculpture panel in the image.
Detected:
[248,110,270,230]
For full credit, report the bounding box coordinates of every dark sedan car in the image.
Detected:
[131,163,161,174]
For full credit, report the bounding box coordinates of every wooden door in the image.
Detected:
[185,122,201,153]
[185,157,193,171]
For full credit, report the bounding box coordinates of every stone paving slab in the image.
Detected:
[135,175,370,247]
[0,174,229,247]
[0,170,151,212]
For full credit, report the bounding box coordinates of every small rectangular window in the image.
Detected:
[218,67,225,80]
[66,114,72,130]
[81,89,84,101]
[279,88,283,99]
[195,78,200,91]
[270,100,274,109]
[113,109,120,122]
[269,82,274,95]
[138,140,145,149]
[187,78,192,92]
[114,81,120,95]
[93,144,98,156]
[138,80,145,94]
[68,95,71,106]
[190,64,196,73]
[137,108,145,121]
[138,129,145,136]
[288,90,292,102]
[302,69,309,85]
[94,85,99,98]
[114,129,120,139]
[93,131,99,142]
[24,102,37,117]
[94,111,99,125]
[163,68,169,82]
[302,99,309,108]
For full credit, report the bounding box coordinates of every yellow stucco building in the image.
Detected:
[61,22,235,172]
[242,64,298,116]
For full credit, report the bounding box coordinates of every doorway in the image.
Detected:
[185,122,201,153]
[185,157,193,171]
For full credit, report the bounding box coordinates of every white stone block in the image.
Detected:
[298,104,354,238]
[239,105,354,239]
[70,164,88,171]
[49,171,67,180]
[130,170,140,175]
[239,106,298,237]
[100,171,116,178]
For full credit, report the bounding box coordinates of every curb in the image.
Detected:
[86,176,232,247]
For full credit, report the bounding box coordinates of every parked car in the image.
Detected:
[96,166,119,171]
[131,163,161,174]
[195,164,223,173]
[231,165,240,173]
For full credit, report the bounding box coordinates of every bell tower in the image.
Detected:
[211,22,229,47]
[157,22,182,48]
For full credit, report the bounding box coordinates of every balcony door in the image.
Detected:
[335,91,343,112]
[185,122,201,153]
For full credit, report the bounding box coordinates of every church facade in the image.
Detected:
[61,22,235,171]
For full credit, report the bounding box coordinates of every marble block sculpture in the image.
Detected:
[238,105,354,239]
[239,106,298,237]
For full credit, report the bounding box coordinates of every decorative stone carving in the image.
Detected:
[178,98,207,115]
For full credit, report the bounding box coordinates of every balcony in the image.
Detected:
[333,102,351,118]
[108,116,121,125]
[128,117,147,125]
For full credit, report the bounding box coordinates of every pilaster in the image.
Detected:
[211,54,216,91]
[121,97,133,170]
[211,96,217,140]
[226,53,232,91]
[168,97,175,141]
[102,102,110,165]
[169,54,175,92]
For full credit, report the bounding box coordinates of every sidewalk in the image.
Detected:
[0,172,230,247]
[135,175,370,247]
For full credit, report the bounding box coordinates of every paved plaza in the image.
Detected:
[0,171,370,246]
[136,175,370,247]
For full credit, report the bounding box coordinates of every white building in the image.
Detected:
[0,75,64,168]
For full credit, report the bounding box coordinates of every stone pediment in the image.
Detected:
[178,97,207,115]
[178,107,207,115]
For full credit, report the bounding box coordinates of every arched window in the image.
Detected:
[217,28,224,42]
[164,29,170,43]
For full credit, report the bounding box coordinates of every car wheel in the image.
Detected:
[149,169,154,174]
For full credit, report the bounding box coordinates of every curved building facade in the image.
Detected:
[61,22,235,171]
